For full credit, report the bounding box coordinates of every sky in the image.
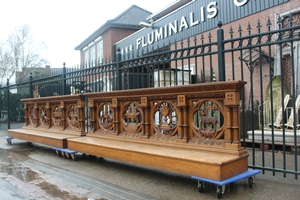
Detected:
[0,0,175,68]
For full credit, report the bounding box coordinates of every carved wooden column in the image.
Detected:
[33,103,39,127]
[224,92,241,148]
[112,98,120,135]
[141,97,149,139]
[182,106,188,140]
[23,103,28,126]
[232,105,240,144]
[77,98,85,133]
[45,102,51,128]
[60,101,66,130]
[224,106,233,143]
[88,99,96,133]
[177,95,187,143]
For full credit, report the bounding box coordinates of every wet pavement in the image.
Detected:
[0,123,300,199]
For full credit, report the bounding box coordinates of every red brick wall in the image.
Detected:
[102,27,138,61]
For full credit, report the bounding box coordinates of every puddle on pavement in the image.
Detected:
[0,148,96,200]
[0,149,36,181]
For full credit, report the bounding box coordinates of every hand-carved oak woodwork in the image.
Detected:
[153,101,178,137]
[39,105,50,128]
[29,106,38,127]
[20,95,86,136]
[52,105,63,129]
[192,100,224,140]
[123,102,142,134]
[97,103,114,133]
[200,109,218,129]
[10,81,248,181]
[67,104,79,130]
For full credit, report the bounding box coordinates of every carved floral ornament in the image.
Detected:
[192,100,224,140]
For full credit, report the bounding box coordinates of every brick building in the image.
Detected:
[115,0,300,109]
[75,5,152,67]
[75,0,300,109]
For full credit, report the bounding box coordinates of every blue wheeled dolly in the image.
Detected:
[53,147,78,161]
[192,169,260,199]
[4,136,13,145]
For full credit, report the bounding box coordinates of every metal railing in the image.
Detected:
[1,15,300,178]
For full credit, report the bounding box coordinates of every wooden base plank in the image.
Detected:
[8,129,81,148]
[67,136,249,181]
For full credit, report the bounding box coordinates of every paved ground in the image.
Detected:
[0,123,300,200]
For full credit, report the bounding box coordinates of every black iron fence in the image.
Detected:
[1,15,300,178]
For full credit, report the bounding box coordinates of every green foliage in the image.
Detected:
[1,91,29,122]
[33,70,49,80]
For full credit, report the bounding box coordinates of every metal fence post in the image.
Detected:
[29,72,33,98]
[6,79,10,129]
[62,62,67,95]
[217,21,225,81]
[116,48,122,90]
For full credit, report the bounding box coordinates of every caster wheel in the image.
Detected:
[198,181,204,193]
[216,186,222,199]
[228,183,234,192]
[65,152,70,158]
[248,177,253,188]
[7,139,12,145]
[71,154,77,161]
[61,152,66,158]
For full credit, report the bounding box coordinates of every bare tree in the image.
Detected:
[0,24,48,86]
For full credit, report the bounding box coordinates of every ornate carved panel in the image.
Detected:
[52,105,63,129]
[29,105,38,127]
[122,102,142,134]
[96,103,114,133]
[66,104,79,130]
[39,105,50,128]
[152,101,178,137]
[191,100,224,140]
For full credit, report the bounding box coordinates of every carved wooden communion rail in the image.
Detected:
[8,81,248,181]
[8,95,86,148]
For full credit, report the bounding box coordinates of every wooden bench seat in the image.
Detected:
[8,129,81,148]
[67,135,248,181]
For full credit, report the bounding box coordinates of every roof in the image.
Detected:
[75,5,152,50]
[146,0,192,21]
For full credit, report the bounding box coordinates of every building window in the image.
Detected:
[84,49,89,67]
[91,45,96,66]
[97,40,103,64]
